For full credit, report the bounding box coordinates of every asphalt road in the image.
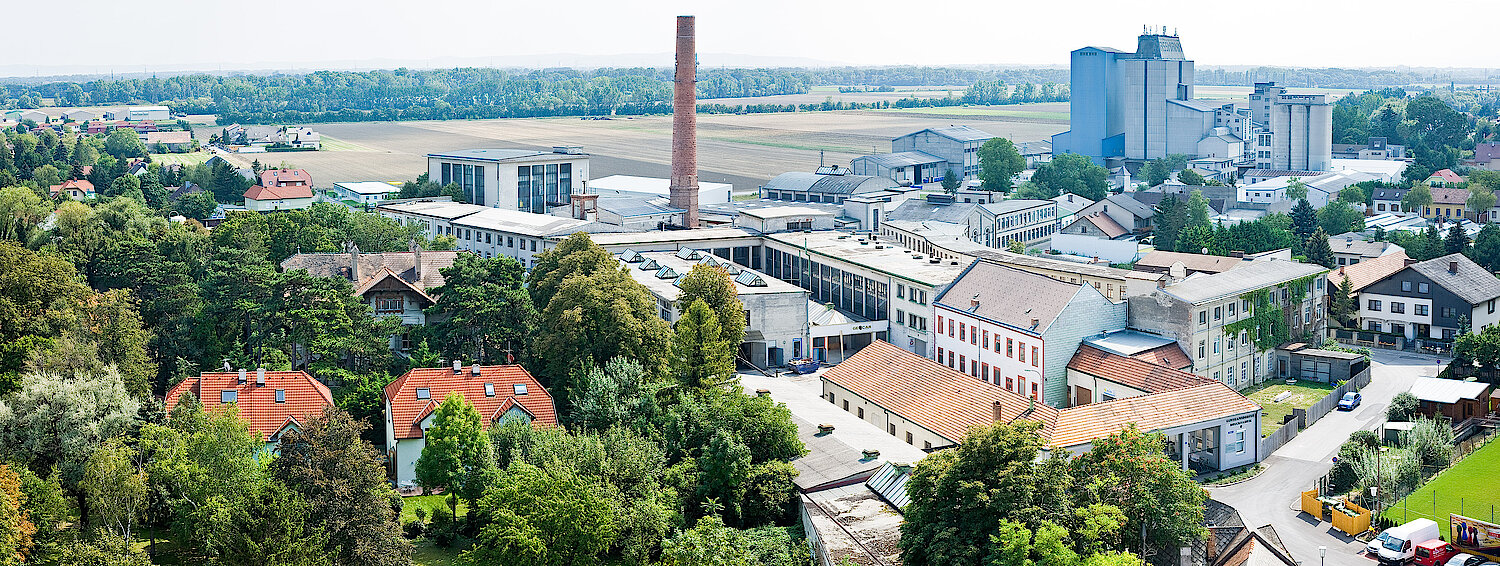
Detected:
[1210,349,1444,566]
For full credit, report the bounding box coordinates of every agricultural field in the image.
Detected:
[876,102,1070,121]
[1385,437,1500,526]
[147,151,212,167]
[294,109,1069,189]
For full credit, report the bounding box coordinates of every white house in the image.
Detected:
[331,181,400,206]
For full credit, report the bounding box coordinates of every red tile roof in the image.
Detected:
[164,371,334,441]
[260,168,312,187]
[1431,186,1468,205]
[1328,250,1411,293]
[244,183,314,201]
[820,341,1057,443]
[1067,345,1211,394]
[1130,343,1192,370]
[1074,211,1129,239]
[384,365,556,440]
[1049,381,1260,448]
[48,179,94,195]
[1428,169,1464,184]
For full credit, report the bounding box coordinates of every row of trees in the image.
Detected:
[1331,91,1492,180]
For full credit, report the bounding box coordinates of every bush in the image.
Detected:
[1387,392,1420,422]
[429,506,458,548]
[1349,430,1381,448]
[1402,418,1455,470]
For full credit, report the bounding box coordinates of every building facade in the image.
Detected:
[426,147,590,213]
[1270,94,1333,172]
[891,126,992,180]
[1356,254,1500,342]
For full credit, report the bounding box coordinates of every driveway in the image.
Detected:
[1210,349,1442,566]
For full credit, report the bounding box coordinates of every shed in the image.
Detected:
[1274,343,1366,383]
[1407,377,1493,421]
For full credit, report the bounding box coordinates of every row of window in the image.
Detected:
[826,391,934,449]
[221,389,286,403]
[933,348,1041,400]
[1366,300,1432,316]
[997,207,1055,229]
[764,247,889,321]
[892,308,929,331]
[894,283,928,305]
[936,315,1040,366]
[414,383,527,400]
[517,164,572,214]
[439,162,486,206]
[762,190,847,205]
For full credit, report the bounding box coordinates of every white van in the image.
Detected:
[1378,519,1443,565]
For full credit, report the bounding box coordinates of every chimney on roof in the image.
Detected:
[453,359,462,373]
[256,368,266,386]
[410,239,422,282]
[238,369,247,384]
[348,242,361,282]
[992,400,1004,423]
[1406,258,1419,266]
[970,295,980,309]
[668,15,700,228]
[471,364,481,376]
[1449,260,1458,274]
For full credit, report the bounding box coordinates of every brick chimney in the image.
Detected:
[348,241,361,282]
[668,15,700,228]
[1449,260,1459,274]
[992,400,1004,422]
[410,239,422,282]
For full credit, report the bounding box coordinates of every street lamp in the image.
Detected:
[1320,545,1327,566]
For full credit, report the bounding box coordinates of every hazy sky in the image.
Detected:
[10,0,1500,74]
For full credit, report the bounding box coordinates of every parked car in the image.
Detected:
[1444,554,1494,566]
[1378,519,1442,565]
[1338,391,1362,410]
[1370,532,1394,555]
[1413,540,1459,566]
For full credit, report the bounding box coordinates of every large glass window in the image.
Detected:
[559,163,572,200]
[516,166,531,211]
[546,164,560,205]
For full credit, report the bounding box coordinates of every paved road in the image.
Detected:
[1211,350,1443,566]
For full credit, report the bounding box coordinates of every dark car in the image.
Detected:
[1338,392,1362,410]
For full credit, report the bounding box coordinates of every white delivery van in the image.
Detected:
[1378,519,1442,565]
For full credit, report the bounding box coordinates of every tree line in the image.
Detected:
[1332,90,1497,181]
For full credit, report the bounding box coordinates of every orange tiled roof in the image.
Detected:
[244,183,313,201]
[1431,186,1468,205]
[48,179,94,195]
[1328,250,1410,293]
[1067,345,1210,394]
[1049,381,1260,448]
[260,168,312,187]
[383,365,556,440]
[164,371,334,441]
[820,341,1057,443]
[1130,342,1192,370]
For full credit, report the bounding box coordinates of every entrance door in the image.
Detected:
[1074,386,1092,406]
[768,347,783,367]
[1416,324,1431,339]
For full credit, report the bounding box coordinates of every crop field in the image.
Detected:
[283,109,1069,189]
[876,103,1070,121]
[147,151,212,167]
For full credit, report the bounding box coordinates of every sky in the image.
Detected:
[7,0,1500,76]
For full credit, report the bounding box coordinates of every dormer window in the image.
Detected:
[484,383,495,397]
[221,390,238,403]
[275,390,285,403]
[416,388,430,400]
[513,384,528,396]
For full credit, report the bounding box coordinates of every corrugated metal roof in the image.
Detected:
[1408,376,1491,404]
[853,151,946,168]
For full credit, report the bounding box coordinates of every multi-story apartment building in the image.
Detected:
[1356,254,1500,342]
[932,259,1126,407]
[1128,259,1329,390]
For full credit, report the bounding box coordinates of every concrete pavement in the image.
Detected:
[1211,349,1444,566]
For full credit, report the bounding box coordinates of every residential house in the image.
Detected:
[1066,344,1210,406]
[1059,211,1131,240]
[1424,187,1470,222]
[1371,186,1409,214]
[261,168,312,189]
[1328,233,1404,267]
[1406,377,1493,422]
[1425,169,1464,187]
[1070,193,1155,236]
[1472,142,1500,171]
[243,184,314,212]
[48,179,95,200]
[821,340,1262,472]
[1326,250,1411,328]
[1050,192,1094,228]
[164,369,334,450]
[1199,500,1300,566]
[933,259,1128,407]
[384,363,556,486]
[142,130,193,152]
[1355,253,1500,342]
[280,242,464,352]
[1128,259,1330,390]
[170,181,206,201]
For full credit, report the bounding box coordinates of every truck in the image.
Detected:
[1378,519,1443,565]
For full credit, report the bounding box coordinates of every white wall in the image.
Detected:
[1050,233,1141,263]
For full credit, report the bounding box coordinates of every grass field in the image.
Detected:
[1385,437,1500,525]
[401,494,468,524]
[413,539,462,566]
[319,135,379,152]
[148,151,212,167]
[1244,379,1338,435]
[877,105,1070,120]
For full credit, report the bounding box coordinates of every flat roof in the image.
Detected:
[427,148,586,162]
[740,206,836,220]
[1161,259,1327,305]
[452,207,625,238]
[619,249,802,299]
[589,174,732,194]
[764,230,969,287]
[1408,376,1491,404]
[376,200,489,220]
[1082,330,1180,357]
[584,227,761,247]
[334,181,402,195]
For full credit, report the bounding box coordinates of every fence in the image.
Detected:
[1331,328,1452,354]
[1259,367,1374,455]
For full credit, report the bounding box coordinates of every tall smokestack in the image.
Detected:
[670,15,699,228]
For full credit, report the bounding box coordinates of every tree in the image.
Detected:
[564,356,659,433]
[1176,169,1205,186]
[31,164,61,190]
[138,404,267,561]
[13,467,67,557]
[1285,178,1309,201]
[81,438,146,539]
[1445,223,1471,255]
[1402,418,1456,470]
[1032,153,1109,202]
[108,174,141,200]
[0,369,140,490]
[1012,181,1055,200]
[1386,392,1419,422]
[414,393,494,521]
[978,137,1026,191]
[175,190,217,220]
[49,533,152,566]
[1317,200,1366,236]
[659,514,809,566]
[103,129,146,159]
[1291,199,1317,253]
[942,168,961,192]
[1330,278,1355,328]
[1187,190,1211,230]
[526,232,618,311]
[465,461,617,566]
[1152,196,1188,252]
[677,264,747,348]
[1304,228,1336,268]
[1403,184,1434,216]
[0,464,34,566]
[533,265,673,389]
[1422,225,1444,261]
[426,254,537,364]
[0,186,50,243]
[1068,426,1206,554]
[270,406,413,566]
[268,269,393,370]
[1471,224,1500,272]
[1338,185,1366,205]
[672,300,736,393]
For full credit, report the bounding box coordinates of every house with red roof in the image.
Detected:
[384,362,556,486]
[164,369,334,448]
[244,183,315,212]
[49,179,95,200]
[1424,168,1464,187]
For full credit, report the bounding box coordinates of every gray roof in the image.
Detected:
[1082,329,1180,357]
[427,148,581,162]
[1329,235,1400,259]
[1372,187,1410,201]
[1051,193,1095,215]
[1168,98,1229,112]
[1407,254,1500,305]
[886,198,978,224]
[597,196,684,218]
[761,172,899,195]
[853,151,946,168]
[900,125,993,143]
[281,249,463,292]
[1162,259,1328,305]
[1104,193,1155,219]
[453,207,634,237]
[1408,376,1491,404]
[981,199,1054,215]
[935,260,1086,334]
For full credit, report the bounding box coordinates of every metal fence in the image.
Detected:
[1259,367,1374,456]
[1331,328,1452,354]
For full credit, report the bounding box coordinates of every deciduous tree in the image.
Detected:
[1032,154,1109,202]
[415,393,494,521]
[1067,425,1206,554]
[466,461,617,566]
[978,137,1026,191]
[426,253,537,364]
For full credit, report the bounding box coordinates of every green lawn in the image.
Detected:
[1385,438,1500,525]
[401,494,468,524]
[1243,379,1338,435]
[412,538,463,566]
[876,105,1070,120]
[148,151,212,167]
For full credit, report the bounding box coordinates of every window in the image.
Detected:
[221,390,237,403]
[895,309,905,326]
[888,423,896,435]
[1441,307,1456,318]
[1018,343,1025,363]
[1030,383,1038,400]
[924,441,932,449]
[1402,281,1412,292]
[1490,299,1495,314]
[982,363,990,381]
[983,330,990,349]
[484,383,495,397]
[1199,311,1207,325]
[1228,302,1236,316]
[275,389,285,403]
[1416,304,1429,316]
[1368,299,1382,311]
[1214,306,1222,320]
[828,392,835,404]
[949,319,954,337]
[948,352,954,367]
[1391,302,1405,314]
[1213,338,1220,354]
[415,388,430,400]
[971,328,978,345]
[376,296,404,314]
[1007,338,1014,357]
[843,399,849,410]
[1198,341,1205,358]
[1031,347,1039,367]
[906,432,914,445]
[1006,376,1014,390]
[1419,282,1430,293]
[937,315,943,333]
[1242,299,1251,312]
[1391,323,1405,336]
[971,360,978,377]
[508,236,514,248]
[896,284,905,299]
[857,407,864,419]
[1367,320,1381,332]
[937,347,944,362]
[513,383,528,395]
[959,323,966,342]
[959,355,966,371]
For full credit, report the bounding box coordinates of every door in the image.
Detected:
[1074,386,1092,406]
[768,347,783,367]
